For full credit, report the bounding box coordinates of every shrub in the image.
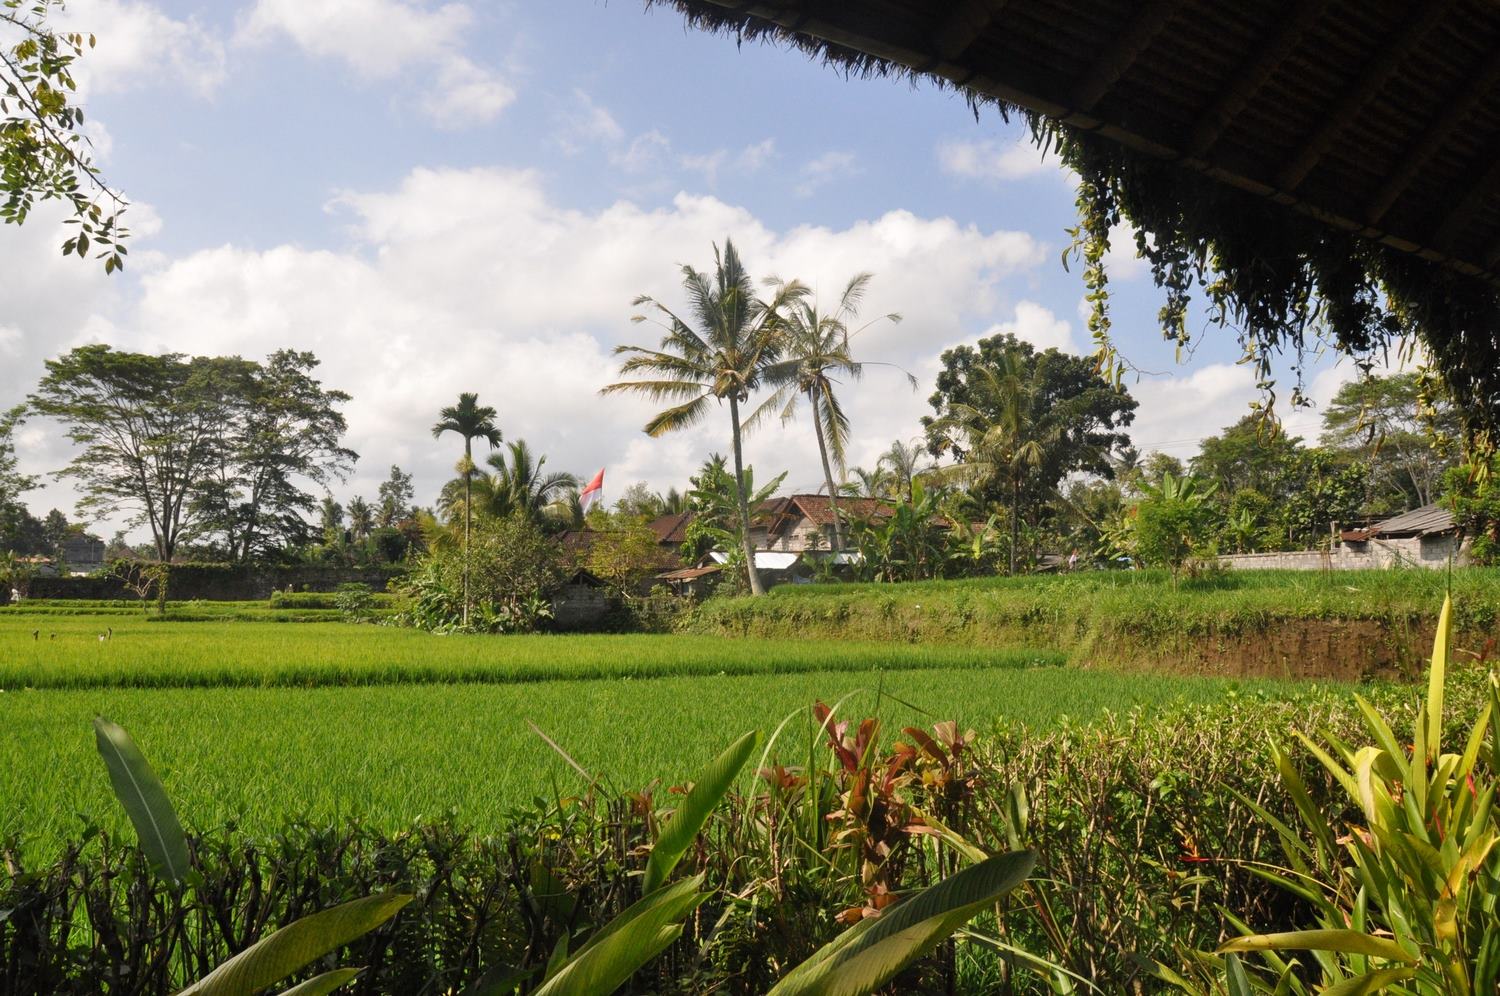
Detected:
[334,581,375,622]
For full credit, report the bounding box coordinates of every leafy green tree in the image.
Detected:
[1190,416,1303,499]
[30,346,236,562]
[0,405,40,553]
[848,478,949,582]
[399,513,562,633]
[1,0,127,271]
[602,238,805,596]
[1444,456,1500,565]
[584,511,668,592]
[376,465,415,528]
[1320,371,1461,513]
[1130,472,1218,581]
[924,334,1135,572]
[1280,449,1369,547]
[432,392,502,628]
[193,351,357,561]
[759,272,907,550]
[612,481,664,519]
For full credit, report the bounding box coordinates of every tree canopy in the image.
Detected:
[29,345,355,562]
[1,0,126,271]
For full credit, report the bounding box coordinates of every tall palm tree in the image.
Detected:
[431,392,501,627]
[926,350,1055,575]
[602,238,805,595]
[758,272,908,551]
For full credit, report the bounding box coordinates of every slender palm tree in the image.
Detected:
[758,272,909,550]
[845,465,892,499]
[431,392,501,627]
[878,438,932,502]
[602,238,805,595]
[347,496,374,541]
[926,350,1055,575]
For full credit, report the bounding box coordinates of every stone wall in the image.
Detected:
[21,564,406,602]
[1218,534,1471,571]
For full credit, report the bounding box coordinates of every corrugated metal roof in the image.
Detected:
[1370,503,1456,537]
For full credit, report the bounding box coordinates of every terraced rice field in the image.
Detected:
[0,607,1306,862]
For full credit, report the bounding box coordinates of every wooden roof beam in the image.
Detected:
[1184,0,1331,159]
[1367,41,1500,226]
[1435,150,1500,252]
[1276,0,1454,193]
[929,0,1011,65]
[1070,0,1175,112]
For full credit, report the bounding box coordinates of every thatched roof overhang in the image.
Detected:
[650,0,1500,439]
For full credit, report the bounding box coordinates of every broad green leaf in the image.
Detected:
[1426,593,1451,758]
[1320,967,1417,996]
[532,874,706,996]
[178,893,411,996]
[1219,929,1415,963]
[643,730,758,894]
[768,849,1036,996]
[93,717,190,884]
[275,968,361,996]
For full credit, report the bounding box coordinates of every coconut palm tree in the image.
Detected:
[431,392,501,627]
[758,272,909,551]
[878,438,932,502]
[845,465,893,499]
[601,239,805,595]
[347,496,374,541]
[480,439,578,522]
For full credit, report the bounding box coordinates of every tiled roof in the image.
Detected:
[647,511,694,545]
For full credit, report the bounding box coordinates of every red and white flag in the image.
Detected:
[579,468,605,511]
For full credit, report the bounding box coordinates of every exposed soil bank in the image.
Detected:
[686,572,1500,680]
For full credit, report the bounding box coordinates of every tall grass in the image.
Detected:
[0,666,1300,862]
[0,616,1060,689]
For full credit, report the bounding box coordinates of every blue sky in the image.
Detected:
[2,0,1383,538]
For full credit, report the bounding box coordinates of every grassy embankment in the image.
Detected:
[688,567,1500,677]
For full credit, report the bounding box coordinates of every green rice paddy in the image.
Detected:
[0,603,1337,862]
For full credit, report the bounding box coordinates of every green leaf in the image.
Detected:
[643,730,758,894]
[1320,967,1418,996]
[1219,929,1415,963]
[178,893,412,996]
[1426,593,1451,759]
[93,717,190,884]
[274,968,362,996]
[1225,952,1253,996]
[768,850,1036,996]
[532,874,707,996]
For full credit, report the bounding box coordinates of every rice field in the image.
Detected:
[0,606,1331,863]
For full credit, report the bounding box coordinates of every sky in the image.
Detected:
[1,0,1400,541]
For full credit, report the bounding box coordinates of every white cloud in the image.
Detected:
[5,168,1047,527]
[238,0,512,125]
[53,0,227,97]
[937,136,1054,182]
[1126,363,1261,458]
[419,55,515,127]
[976,301,1075,353]
[608,130,774,189]
[796,150,859,197]
[737,138,776,173]
[557,89,624,152]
